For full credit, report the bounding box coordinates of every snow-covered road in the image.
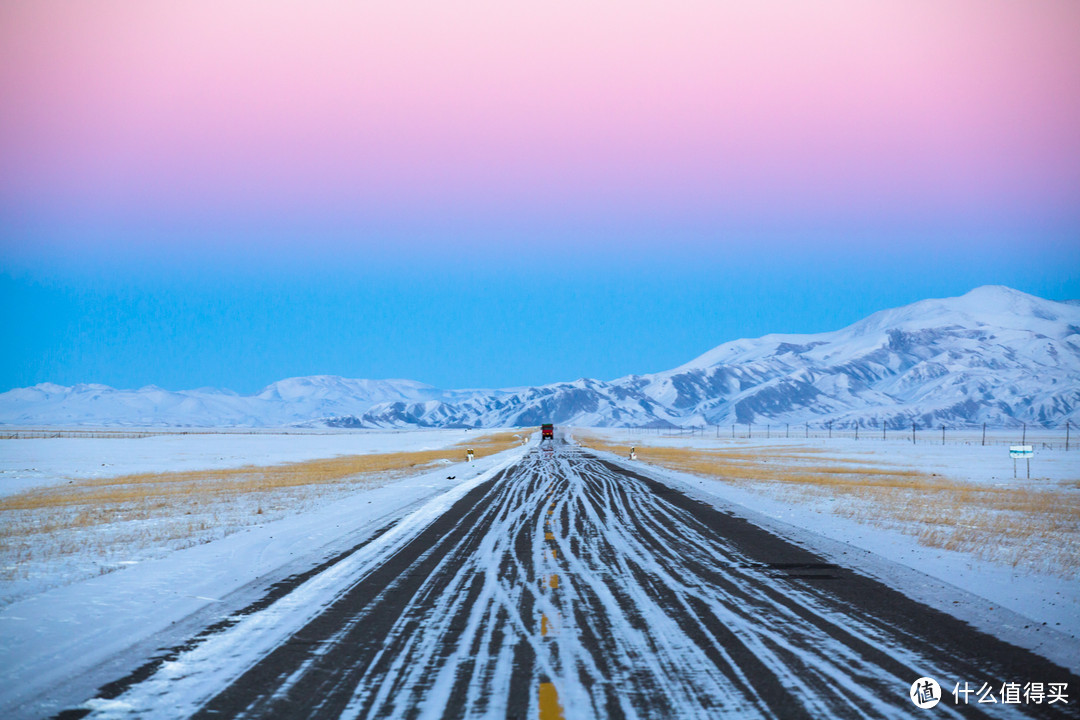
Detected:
[75,441,1078,719]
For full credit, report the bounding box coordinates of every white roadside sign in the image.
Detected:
[1009,445,1033,458]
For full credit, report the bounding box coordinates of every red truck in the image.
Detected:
[541,424,554,440]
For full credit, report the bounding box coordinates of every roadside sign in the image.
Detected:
[1010,445,1033,480]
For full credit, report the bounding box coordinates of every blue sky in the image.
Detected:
[3,2,1079,394]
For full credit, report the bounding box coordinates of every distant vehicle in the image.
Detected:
[541,424,554,440]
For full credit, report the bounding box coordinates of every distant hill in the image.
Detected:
[3,286,1077,428]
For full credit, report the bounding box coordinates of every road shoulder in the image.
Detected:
[584,445,1080,676]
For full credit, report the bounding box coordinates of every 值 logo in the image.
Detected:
[910,677,941,709]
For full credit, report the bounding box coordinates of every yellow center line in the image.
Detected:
[537,487,564,720]
[539,682,565,720]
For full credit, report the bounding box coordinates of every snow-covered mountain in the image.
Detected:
[617,285,1080,428]
[328,377,683,430]
[2,286,1077,428]
[0,377,457,428]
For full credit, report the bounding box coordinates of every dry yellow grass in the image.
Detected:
[579,434,1080,578]
[2,430,525,514]
[0,430,526,593]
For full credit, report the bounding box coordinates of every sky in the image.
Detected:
[2,0,1079,394]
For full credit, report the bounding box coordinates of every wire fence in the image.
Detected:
[0,430,177,440]
[629,421,1075,451]
[0,428,379,440]
[2,423,1074,450]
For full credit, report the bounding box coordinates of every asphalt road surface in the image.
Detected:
[73,441,1078,719]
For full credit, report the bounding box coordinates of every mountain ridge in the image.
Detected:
[3,286,1077,429]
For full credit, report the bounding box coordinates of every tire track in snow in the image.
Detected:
[78,442,1078,719]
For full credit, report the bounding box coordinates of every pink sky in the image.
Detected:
[2,1,1078,253]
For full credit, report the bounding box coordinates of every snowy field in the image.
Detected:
[0,428,523,605]
[0,428,490,498]
[576,428,1080,664]
[0,429,532,717]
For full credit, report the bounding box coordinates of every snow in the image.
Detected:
[0,431,531,718]
[576,428,1080,674]
[0,428,485,498]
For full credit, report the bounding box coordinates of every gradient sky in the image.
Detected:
[2,1,1079,393]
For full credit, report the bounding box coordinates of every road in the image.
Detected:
[77,441,1078,719]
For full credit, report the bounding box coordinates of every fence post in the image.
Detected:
[786,423,789,439]
[805,422,809,439]
[855,423,858,441]
[912,421,916,445]
[767,424,770,439]
[748,423,752,439]
[941,425,945,445]
[882,422,886,441]
[1067,420,1071,451]
[827,421,832,439]
[1022,422,1026,445]
[982,422,986,447]
[732,424,735,439]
